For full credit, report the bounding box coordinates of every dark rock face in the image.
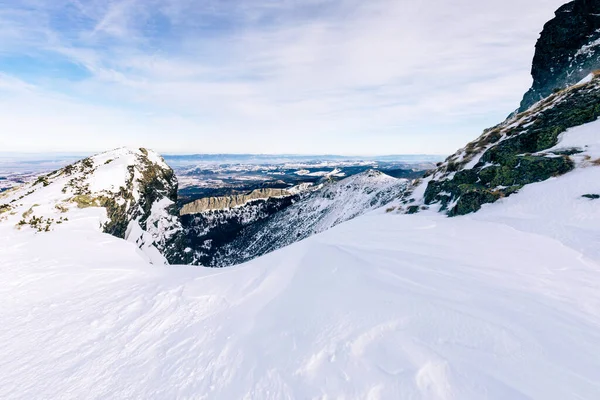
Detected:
[519,0,600,112]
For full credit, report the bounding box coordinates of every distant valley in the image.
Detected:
[166,154,439,205]
[1,153,440,201]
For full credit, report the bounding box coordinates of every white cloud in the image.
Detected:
[0,0,567,154]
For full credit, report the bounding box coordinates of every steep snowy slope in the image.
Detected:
[1,181,600,399]
[207,170,408,266]
[0,147,188,264]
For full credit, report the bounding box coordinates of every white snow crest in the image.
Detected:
[0,146,177,264]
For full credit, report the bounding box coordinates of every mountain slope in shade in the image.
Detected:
[1,166,599,398]
[0,147,188,264]
[207,170,408,266]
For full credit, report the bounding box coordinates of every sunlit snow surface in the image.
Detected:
[2,164,600,399]
[2,121,600,398]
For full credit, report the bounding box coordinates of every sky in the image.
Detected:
[0,0,567,155]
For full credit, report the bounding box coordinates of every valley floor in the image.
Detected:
[1,170,600,399]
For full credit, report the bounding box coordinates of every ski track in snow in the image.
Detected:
[1,201,600,399]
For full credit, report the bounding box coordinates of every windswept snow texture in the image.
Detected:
[1,165,600,399]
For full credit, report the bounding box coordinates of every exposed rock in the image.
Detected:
[519,0,600,111]
[417,73,600,216]
[582,193,600,199]
[180,188,294,215]
[412,2,600,216]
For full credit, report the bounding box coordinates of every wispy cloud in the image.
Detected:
[0,0,566,154]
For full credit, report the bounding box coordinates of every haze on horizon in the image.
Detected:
[0,0,565,155]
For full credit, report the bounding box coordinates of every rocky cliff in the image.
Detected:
[180,188,295,215]
[519,0,600,111]
[181,194,303,266]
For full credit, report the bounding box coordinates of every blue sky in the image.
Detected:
[0,0,566,155]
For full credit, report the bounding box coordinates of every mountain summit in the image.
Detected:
[0,147,187,264]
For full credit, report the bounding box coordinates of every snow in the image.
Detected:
[2,161,600,398]
[2,199,600,399]
[87,155,133,194]
[125,220,169,265]
[287,182,317,194]
[473,166,600,263]
[3,126,600,400]
[575,37,600,58]
[577,72,595,86]
[547,117,600,161]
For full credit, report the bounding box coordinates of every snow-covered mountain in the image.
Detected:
[207,170,408,267]
[2,2,600,399]
[0,147,188,265]
[180,192,305,267]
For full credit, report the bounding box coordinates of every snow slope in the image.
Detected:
[1,170,600,399]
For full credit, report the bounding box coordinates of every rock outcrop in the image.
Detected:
[180,188,294,215]
[519,0,600,111]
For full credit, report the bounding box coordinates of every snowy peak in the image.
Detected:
[336,168,397,184]
[313,169,403,206]
[0,147,186,264]
[520,0,600,111]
